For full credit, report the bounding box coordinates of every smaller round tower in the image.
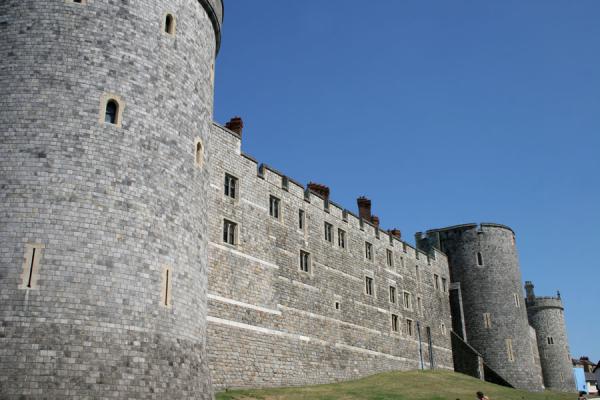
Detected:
[525,282,576,392]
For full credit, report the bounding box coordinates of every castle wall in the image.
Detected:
[206,123,454,389]
[422,224,544,391]
[527,296,576,392]
[0,0,221,398]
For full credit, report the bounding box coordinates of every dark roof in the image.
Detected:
[585,372,597,382]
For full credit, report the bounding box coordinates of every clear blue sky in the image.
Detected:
[213,1,600,362]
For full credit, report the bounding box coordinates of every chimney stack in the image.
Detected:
[525,281,535,302]
[307,182,330,200]
[225,116,244,136]
[389,229,402,239]
[370,215,380,228]
[357,197,372,221]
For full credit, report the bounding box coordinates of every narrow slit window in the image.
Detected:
[513,293,521,308]
[386,249,393,267]
[162,266,173,307]
[20,244,44,289]
[403,291,412,310]
[506,338,515,362]
[105,100,118,124]
[298,209,305,230]
[365,276,373,296]
[365,242,373,261]
[441,323,447,336]
[335,301,341,310]
[442,277,447,292]
[434,274,440,290]
[417,296,423,315]
[195,140,204,168]
[165,14,175,35]
[477,252,484,266]
[547,336,554,345]
[483,313,492,329]
[406,319,414,336]
[324,222,333,242]
[415,265,419,282]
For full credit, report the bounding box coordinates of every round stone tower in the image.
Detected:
[422,223,544,391]
[525,282,576,392]
[0,0,222,398]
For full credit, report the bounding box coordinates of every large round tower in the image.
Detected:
[525,282,576,392]
[0,0,222,398]
[422,224,544,391]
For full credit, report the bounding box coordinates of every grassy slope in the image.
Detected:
[216,370,575,400]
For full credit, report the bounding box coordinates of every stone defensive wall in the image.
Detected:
[205,122,454,389]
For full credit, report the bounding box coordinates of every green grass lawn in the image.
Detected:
[216,370,576,400]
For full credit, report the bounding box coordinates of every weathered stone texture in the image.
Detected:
[421,224,545,391]
[0,0,221,398]
[527,292,576,392]
[206,124,454,389]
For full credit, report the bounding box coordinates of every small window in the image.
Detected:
[391,314,399,332]
[105,99,119,124]
[19,243,44,290]
[365,242,373,261]
[324,222,333,242]
[269,196,280,219]
[300,250,311,273]
[417,296,423,315]
[415,265,419,282]
[403,291,412,310]
[506,338,515,362]
[441,323,447,336]
[441,277,447,293]
[298,210,305,230]
[547,336,554,345]
[477,252,484,266]
[338,229,346,248]
[195,139,204,169]
[434,274,440,290]
[224,174,238,199]
[164,14,176,35]
[400,257,405,268]
[513,293,521,308]
[162,266,173,308]
[483,313,492,329]
[365,276,374,296]
[389,286,396,303]
[386,249,393,267]
[406,319,414,336]
[335,301,341,310]
[223,219,237,245]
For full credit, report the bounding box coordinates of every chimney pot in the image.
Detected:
[389,229,402,239]
[225,116,244,136]
[370,215,380,227]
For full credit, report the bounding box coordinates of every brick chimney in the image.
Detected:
[307,182,330,200]
[357,197,371,221]
[225,116,243,136]
[525,281,535,302]
[389,229,401,239]
[370,215,380,228]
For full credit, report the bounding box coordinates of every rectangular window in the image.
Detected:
[406,319,414,336]
[324,222,333,242]
[477,252,484,266]
[386,249,393,267]
[269,195,280,219]
[442,277,447,293]
[441,323,447,336]
[547,336,554,345]
[300,250,311,273]
[298,209,305,230]
[19,243,44,290]
[389,286,396,303]
[434,274,440,290]
[335,301,341,310]
[365,242,373,261]
[223,219,237,245]
[415,265,419,282]
[403,291,412,310]
[224,173,237,198]
[391,314,399,332]
[506,338,515,362]
[338,229,346,248]
[513,293,520,308]
[417,296,423,315]
[162,266,173,308]
[483,313,492,329]
[365,276,373,296]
